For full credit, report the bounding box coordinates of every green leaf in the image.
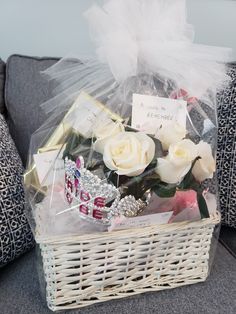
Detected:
[197,192,210,219]
[151,136,164,159]
[178,157,201,190]
[153,183,177,198]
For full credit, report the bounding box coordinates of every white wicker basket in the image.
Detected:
[37,212,220,311]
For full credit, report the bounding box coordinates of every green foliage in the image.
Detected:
[152,183,176,198]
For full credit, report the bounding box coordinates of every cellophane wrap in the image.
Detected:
[25,0,231,243]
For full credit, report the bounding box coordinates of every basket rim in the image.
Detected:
[35,211,221,245]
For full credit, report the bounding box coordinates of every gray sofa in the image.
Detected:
[0,54,236,314]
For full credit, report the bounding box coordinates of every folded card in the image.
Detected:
[131,93,187,135]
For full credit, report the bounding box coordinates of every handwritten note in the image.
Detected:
[108,211,173,232]
[131,94,187,135]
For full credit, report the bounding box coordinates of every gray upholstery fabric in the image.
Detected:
[5,55,59,166]
[0,243,235,314]
[0,59,5,114]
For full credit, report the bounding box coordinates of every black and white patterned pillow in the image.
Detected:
[0,114,34,266]
[217,63,236,228]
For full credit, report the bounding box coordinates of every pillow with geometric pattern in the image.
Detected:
[0,114,34,267]
[217,63,236,228]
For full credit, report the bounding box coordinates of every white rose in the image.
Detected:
[93,119,125,154]
[103,132,155,177]
[192,141,216,182]
[155,123,186,150]
[168,139,198,167]
[156,158,192,184]
[156,139,198,184]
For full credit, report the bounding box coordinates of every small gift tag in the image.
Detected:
[131,94,187,135]
[108,211,173,232]
[33,149,65,186]
[68,92,123,138]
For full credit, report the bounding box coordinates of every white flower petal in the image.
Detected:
[116,165,147,177]
[155,123,186,150]
[136,132,155,163]
[192,141,216,182]
[156,158,191,184]
[93,120,125,154]
[94,137,110,154]
[168,139,197,167]
[103,142,117,171]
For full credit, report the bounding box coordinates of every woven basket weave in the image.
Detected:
[37,212,220,311]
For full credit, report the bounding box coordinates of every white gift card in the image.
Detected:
[131,94,187,135]
[34,149,65,187]
[70,92,123,138]
[109,211,173,232]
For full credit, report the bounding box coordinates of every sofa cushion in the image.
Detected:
[5,55,59,166]
[217,63,236,228]
[0,114,34,267]
[0,59,5,114]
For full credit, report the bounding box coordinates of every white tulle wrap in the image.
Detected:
[40,0,231,117]
[84,0,230,98]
